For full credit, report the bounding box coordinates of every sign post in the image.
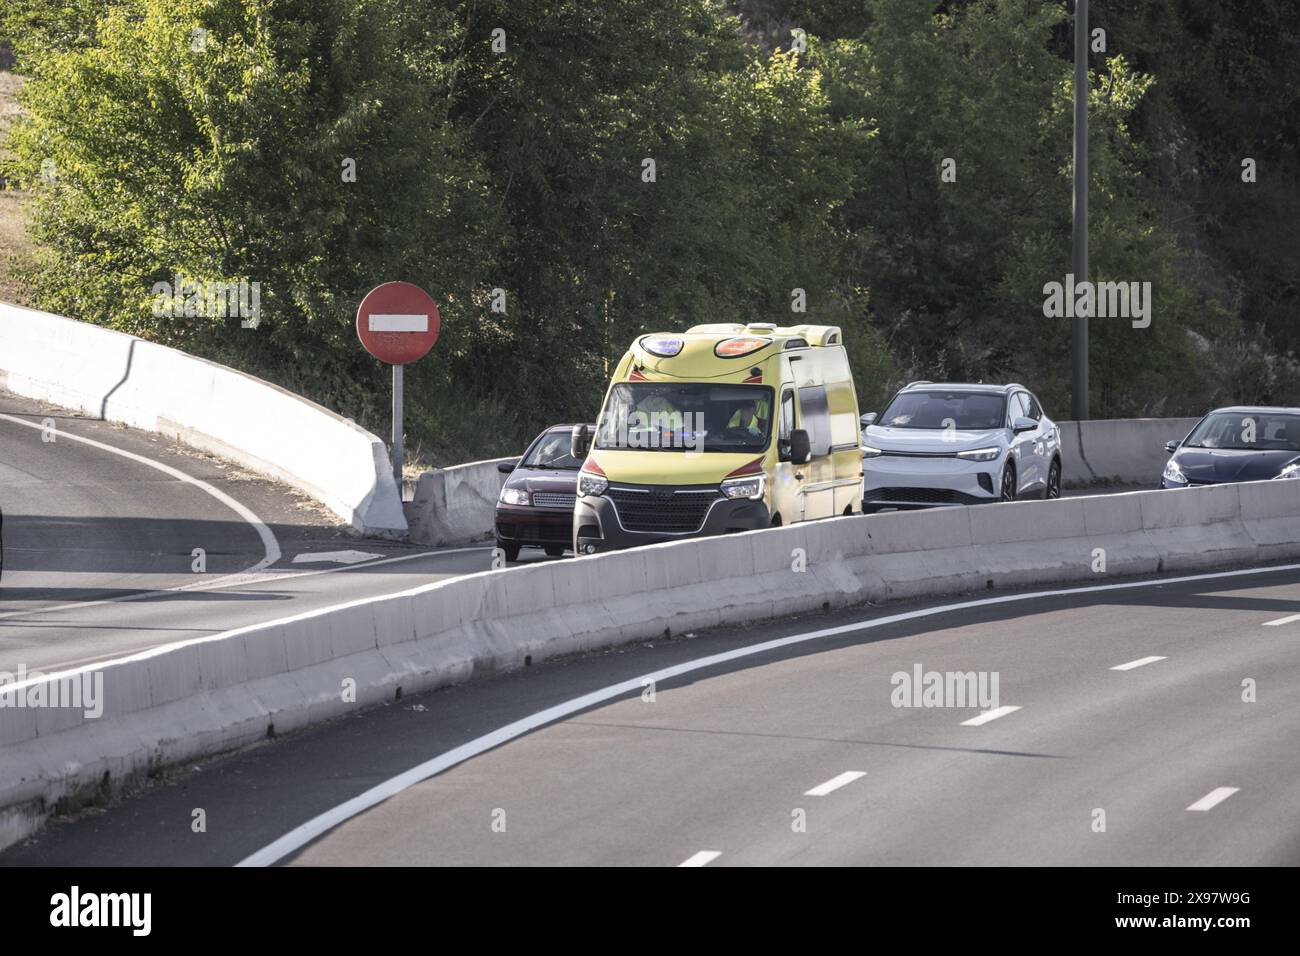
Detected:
[355,282,441,491]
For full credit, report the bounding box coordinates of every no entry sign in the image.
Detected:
[356,281,441,365]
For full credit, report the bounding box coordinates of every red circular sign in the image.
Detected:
[356,281,441,365]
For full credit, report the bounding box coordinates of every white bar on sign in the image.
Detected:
[369,313,428,333]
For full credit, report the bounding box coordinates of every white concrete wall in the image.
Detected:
[0,301,406,536]
[4,477,1298,849]
[1058,417,1199,486]
[405,457,515,546]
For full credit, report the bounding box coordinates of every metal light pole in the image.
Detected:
[1071,0,1089,421]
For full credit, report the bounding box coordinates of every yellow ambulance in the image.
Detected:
[571,323,864,554]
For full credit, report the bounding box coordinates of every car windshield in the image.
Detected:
[878,391,1007,430]
[521,430,584,470]
[1182,412,1300,451]
[595,382,774,453]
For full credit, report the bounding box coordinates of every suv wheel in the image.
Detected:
[999,463,1017,502]
[1046,459,1062,499]
[496,539,521,563]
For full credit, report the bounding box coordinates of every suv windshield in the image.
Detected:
[522,430,584,469]
[878,391,1007,430]
[595,382,774,453]
[1183,412,1300,451]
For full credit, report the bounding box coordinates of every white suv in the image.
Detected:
[860,382,1062,510]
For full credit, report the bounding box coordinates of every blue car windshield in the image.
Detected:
[878,391,1006,430]
[1183,412,1300,451]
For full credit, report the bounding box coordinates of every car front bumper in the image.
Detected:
[494,504,573,546]
[863,454,1002,507]
[573,488,770,553]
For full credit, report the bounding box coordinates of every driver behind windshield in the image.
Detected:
[727,397,769,438]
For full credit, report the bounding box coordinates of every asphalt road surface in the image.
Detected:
[0,390,555,675]
[6,563,1297,866]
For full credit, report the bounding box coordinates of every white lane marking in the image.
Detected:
[1262,612,1300,626]
[805,771,866,797]
[678,851,722,867]
[1110,655,1167,671]
[0,544,488,623]
[960,705,1021,727]
[369,314,428,333]
[291,550,384,565]
[0,411,280,573]
[1187,787,1239,812]
[239,562,1300,866]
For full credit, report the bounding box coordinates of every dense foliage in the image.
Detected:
[2,0,1295,462]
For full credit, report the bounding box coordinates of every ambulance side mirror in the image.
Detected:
[571,424,592,460]
[788,429,812,465]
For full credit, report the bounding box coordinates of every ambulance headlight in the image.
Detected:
[578,471,608,497]
[720,474,766,500]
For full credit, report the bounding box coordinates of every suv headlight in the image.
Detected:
[861,444,883,458]
[720,473,766,500]
[577,470,608,497]
[499,486,530,506]
[1162,459,1186,484]
[957,446,1000,461]
[1274,462,1300,480]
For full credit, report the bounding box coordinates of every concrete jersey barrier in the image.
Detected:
[2,477,1298,850]
[0,301,406,536]
[1058,417,1199,486]
[405,457,514,546]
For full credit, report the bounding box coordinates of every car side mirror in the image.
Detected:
[788,428,812,465]
[1012,416,1036,433]
[1164,440,1179,454]
[496,460,517,474]
[571,424,592,460]
[860,412,877,428]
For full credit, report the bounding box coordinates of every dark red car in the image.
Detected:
[494,424,595,562]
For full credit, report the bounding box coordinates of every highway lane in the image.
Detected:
[0,390,545,674]
[6,563,1297,866]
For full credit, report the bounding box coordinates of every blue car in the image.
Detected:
[1162,406,1300,487]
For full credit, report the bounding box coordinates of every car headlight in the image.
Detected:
[499,486,531,506]
[861,444,883,458]
[577,470,608,497]
[1274,462,1300,480]
[957,446,1001,461]
[720,473,766,500]
[1162,459,1186,484]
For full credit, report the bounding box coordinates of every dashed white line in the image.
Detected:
[1186,787,1239,812]
[239,561,1300,866]
[1110,655,1167,671]
[805,771,867,797]
[678,850,722,867]
[1262,612,1300,627]
[960,705,1021,727]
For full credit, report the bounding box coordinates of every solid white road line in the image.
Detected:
[1262,612,1300,626]
[1110,655,1167,671]
[678,851,722,867]
[960,705,1021,727]
[0,410,279,571]
[240,560,1300,866]
[1186,787,1239,812]
[805,771,867,797]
